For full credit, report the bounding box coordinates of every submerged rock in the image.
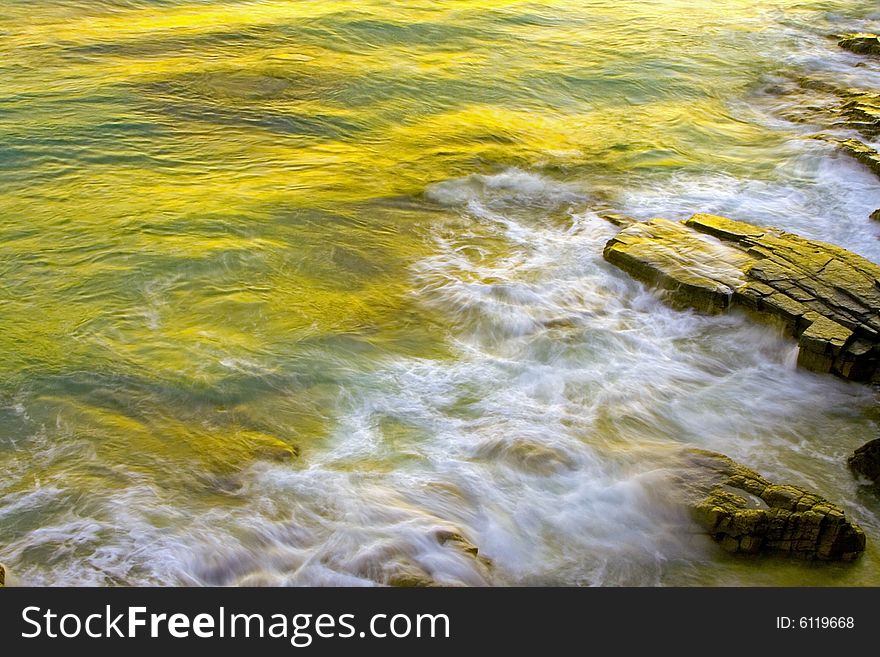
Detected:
[838,33,880,58]
[680,450,866,561]
[770,77,880,177]
[599,212,638,228]
[603,213,880,382]
[386,560,439,588]
[383,528,491,587]
[803,82,880,138]
[848,439,880,485]
[474,437,576,475]
[435,529,482,558]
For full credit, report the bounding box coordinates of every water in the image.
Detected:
[1,0,880,586]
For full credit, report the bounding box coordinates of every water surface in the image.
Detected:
[2,0,880,585]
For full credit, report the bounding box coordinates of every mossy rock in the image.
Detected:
[681,450,865,561]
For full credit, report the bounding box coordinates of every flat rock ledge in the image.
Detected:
[776,78,880,135]
[602,213,880,382]
[680,450,866,561]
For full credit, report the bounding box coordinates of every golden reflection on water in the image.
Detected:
[0,0,789,377]
[1,0,880,585]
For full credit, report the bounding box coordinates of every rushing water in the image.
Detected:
[2,0,880,586]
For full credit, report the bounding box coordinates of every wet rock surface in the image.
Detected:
[778,78,880,137]
[848,438,880,486]
[385,560,439,587]
[762,72,880,179]
[838,33,880,58]
[680,449,866,561]
[603,213,880,382]
[602,216,749,313]
[814,42,880,177]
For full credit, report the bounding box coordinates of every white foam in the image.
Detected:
[619,145,880,263]
[4,187,876,586]
[425,168,585,209]
[207,200,869,586]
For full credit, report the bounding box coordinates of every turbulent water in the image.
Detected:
[2,0,880,586]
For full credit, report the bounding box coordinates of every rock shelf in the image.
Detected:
[603,213,880,382]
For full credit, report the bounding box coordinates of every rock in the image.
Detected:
[838,92,880,138]
[838,33,880,57]
[772,77,880,176]
[253,443,299,462]
[435,528,493,572]
[822,137,880,178]
[475,437,575,475]
[435,529,482,558]
[603,217,750,313]
[386,560,438,587]
[602,213,880,382]
[384,529,491,587]
[871,209,880,222]
[848,439,880,485]
[598,212,637,228]
[797,316,852,374]
[680,449,866,561]
[0,563,21,587]
[237,431,300,464]
[789,79,880,138]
